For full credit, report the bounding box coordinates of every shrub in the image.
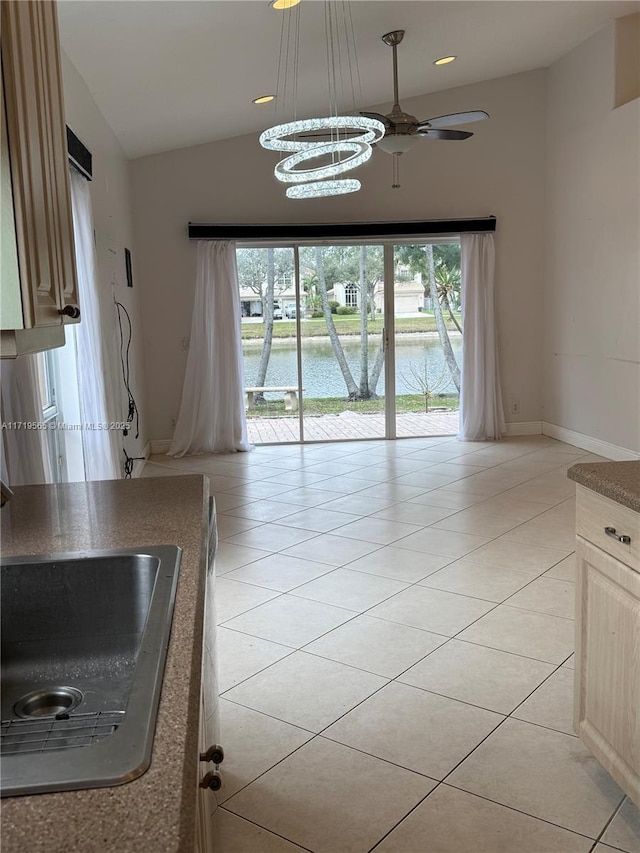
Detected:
[336,305,357,315]
[311,309,324,318]
[329,300,339,314]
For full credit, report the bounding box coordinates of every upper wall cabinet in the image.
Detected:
[1,0,79,359]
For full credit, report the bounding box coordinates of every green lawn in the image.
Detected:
[241,313,461,340]
[245,393,460,418]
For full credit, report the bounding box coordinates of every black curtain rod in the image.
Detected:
[188,217,496,241]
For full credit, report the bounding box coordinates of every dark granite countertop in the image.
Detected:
[0,475,209,853]
[567,461,640,513]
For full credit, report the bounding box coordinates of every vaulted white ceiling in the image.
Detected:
[57,0,639,159]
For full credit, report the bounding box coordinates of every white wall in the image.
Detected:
[62,53,148,464]
[544,24,640,455]
[131,69,547,441]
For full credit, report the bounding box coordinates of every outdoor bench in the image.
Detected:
[245,386,300,412]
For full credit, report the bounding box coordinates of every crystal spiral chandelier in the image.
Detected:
[259,1,384,199]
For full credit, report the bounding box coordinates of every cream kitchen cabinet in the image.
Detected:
[574,482,640,808]
[195,497,223,850]
[1,0,79,358]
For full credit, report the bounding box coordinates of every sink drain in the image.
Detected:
[14,687,84,719]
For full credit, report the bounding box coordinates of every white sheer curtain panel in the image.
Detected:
[69,169,121,479]
[0,356,53,485]
[169,240,250,456]
[459,232,506,441]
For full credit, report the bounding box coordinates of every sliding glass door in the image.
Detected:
[236,240,461,444]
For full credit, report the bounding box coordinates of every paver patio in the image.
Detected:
[246,409,459,443]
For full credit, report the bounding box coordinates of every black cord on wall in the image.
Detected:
[123,449,145,479]
[114,299,140,440]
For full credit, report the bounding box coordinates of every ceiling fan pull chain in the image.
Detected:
[392,153,401,189]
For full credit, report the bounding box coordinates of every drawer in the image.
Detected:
[576,485,640,570]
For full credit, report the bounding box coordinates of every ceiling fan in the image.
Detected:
[362,30,489,186]
[364,30,489,154]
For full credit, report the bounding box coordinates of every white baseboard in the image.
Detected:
[542,422,639,461]
[149,439,172,455]
[504,421,542,436]
[131,458,147,478]
[147,425,639,461]
[130,441,151,478]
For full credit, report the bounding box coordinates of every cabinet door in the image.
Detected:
[575,536,640,806]
[195,509,220,851]
[1,0,78,330]
[195,692,216,853]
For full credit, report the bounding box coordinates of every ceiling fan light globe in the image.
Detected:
[376,134,419,155]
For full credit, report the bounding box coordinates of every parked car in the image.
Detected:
[285,303,297,319]
[273,306,283,320]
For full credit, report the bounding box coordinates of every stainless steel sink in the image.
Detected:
[0,546,181,797]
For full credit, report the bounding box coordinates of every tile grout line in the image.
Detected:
[586,795,630,853]
[217,805,315,852]
[366,781,602,853]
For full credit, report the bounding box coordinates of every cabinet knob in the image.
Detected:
[604,526,631,544]
[199,771,222,791]
[200,744,224,764]
[59,305,80,319]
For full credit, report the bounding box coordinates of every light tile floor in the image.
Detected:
[142,435,640,853]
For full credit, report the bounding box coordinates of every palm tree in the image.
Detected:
[253,248,276,401]
[357,247,386,399]
[315,246,361,400]
[358,246,370,396]
[435,263,462,333]
[426,244,460,392]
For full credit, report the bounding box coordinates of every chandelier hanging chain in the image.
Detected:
[274,7,285,119]
[340,2,354,116]
[293,2,301,123]
[275,0,300,122]
[324,1,335,144]
[345,0,362,115]
[333,4,342,150]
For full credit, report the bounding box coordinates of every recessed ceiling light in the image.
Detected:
[433,55,457,66]
[270,0,301,9]
[253,95,276,105]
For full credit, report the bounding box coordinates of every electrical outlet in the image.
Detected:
[511,401,520,414]
[170,418,176,431]
[181,336,190,351]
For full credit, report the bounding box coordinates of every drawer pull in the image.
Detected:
[59,305,80,319]
[604,526,631,545]
[199,771,222,791]
[200,744,224,764]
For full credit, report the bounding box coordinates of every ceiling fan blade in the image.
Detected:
[417,129,473,140]
[418,110,489,129]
